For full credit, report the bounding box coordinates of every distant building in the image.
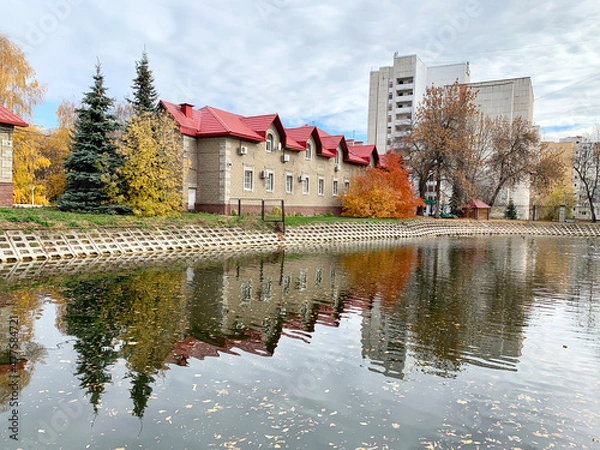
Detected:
[367,54,535,219]
[161,101,378,216]
[368,54,471,152]
[0,106,28,207]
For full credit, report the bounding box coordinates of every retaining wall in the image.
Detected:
[0,220,598,263]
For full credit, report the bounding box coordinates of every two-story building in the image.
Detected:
[160,101,378,216]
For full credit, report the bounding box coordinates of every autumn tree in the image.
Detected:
[479,116,542,208]
[107,111,183,216]
[12,127,50,204]
[31,100,77,202]
[58,63,127,214]
[341,152,423,218]
[0,33,46,119]
[399,82,479,217]
[572,140,600,222]
[127,50,159,115]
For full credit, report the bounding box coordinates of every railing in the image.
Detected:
[231,198,285,233]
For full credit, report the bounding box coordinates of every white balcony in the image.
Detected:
[394,119,412,127]
[395,107,412,115]
[396,83,414,91]
[395,94,414,103]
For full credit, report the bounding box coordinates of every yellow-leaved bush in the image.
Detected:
[12,126,51,205]
[107,111,184,217]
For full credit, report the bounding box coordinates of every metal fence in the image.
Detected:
[230,198,285,232]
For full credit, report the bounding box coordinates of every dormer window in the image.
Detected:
[305,142,312,160]
[335,149,341,165]
[266,133,274,152]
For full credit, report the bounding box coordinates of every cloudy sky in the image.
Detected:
[4,0,600,142]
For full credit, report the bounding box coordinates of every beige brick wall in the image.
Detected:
[183,125,369,215]
[0,126,14,206]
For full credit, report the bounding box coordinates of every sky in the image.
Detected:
[3,0,600,143]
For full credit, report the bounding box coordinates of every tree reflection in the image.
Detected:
[341,246,418,309]
[63,277,126,413]
[342,246,419,378]
[63,270,187,417]
[405,239,530,377]
[0,290,48,414]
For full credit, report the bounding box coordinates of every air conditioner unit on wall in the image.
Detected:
[259,170,266,179]
[335,164,341,172]
[238,146,248,155]
[281,154,290,163]
[298,175,306,182]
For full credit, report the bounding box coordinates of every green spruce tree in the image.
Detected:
[128,50,158,115]
[504,198,518,220]
[58,63,128,213]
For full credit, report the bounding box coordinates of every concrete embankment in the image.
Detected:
[0,220,598,263]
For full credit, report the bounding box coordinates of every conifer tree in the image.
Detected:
[58,63,127,213]
[128,50,158,114]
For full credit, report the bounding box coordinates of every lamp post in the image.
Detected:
[30,186,35,206]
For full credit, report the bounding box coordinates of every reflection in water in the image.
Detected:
[0,237,598,448]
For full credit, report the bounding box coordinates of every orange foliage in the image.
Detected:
[341,152,423,218]
[342,246,419,309]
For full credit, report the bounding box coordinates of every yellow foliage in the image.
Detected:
[0,33,46,119]
[109,112,184,217]
[35,101,75,202]
[12,127,51,205]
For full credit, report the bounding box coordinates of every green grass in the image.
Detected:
[0,206,403,231]
[283,215,399,226]
[0,207,252,230]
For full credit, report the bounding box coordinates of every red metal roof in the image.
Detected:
[347,144,378,166]
[316,129,343,158]
[464,199,491,209]
[286,125,323,153]
[161,100,377,160]
[240,114,279,137]
[160,100,264,141]
[0,106,28,127]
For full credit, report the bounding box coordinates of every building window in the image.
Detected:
[305,142,312,160]
[335,149,341,165]
[264,170,274,192]
[266,133,274,152]
[318,177,324,196]
[332,179,338,196]
[286,173,293,193]
[244,168,253,191]
[302,176,309,194]
[344,180,350,190]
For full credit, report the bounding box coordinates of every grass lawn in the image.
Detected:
[0,207,400,231]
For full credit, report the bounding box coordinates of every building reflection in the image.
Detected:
[1,236,577,416]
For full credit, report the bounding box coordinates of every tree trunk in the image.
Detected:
[434,163,441,218]
[589,197,597,223]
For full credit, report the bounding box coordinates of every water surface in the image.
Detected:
[1,236,599,449]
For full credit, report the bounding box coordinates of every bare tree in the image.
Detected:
[480,116,540,207]
[572,140,600,222]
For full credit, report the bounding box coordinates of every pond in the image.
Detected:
[1,236,599,449]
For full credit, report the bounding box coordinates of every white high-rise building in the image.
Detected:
[367,53,535,219]
[367,54,471,152]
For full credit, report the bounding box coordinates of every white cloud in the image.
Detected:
[3,0,600,141]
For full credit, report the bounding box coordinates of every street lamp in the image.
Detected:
[30,186,35,206]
